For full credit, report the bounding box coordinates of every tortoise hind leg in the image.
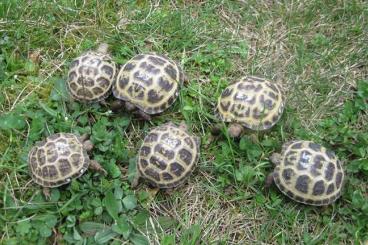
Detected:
[137,110,151,121]
[265,173,274,188]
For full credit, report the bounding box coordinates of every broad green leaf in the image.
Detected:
[0,113,26,130]
[104,191,119,220]
[15,220,32,236]
[123,195,137,210]
[95,228,118,244]
[39,101,58,117]
[80,222,106,235]
[112,217,132,239]
[128,157,138,183]
[50,77,69,101]
[129,232,149,245]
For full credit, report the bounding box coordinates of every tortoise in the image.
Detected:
[28,133,106,198]
[215,76,284,137]
[133,122,200,189]
[111,53,184,120]
[266,140,345,206]
[66,43,117,102]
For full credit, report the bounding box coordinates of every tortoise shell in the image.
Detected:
[217,76,284,130]
[67,49,117,102]
[112,53,184,115]
[272,140,345,206]
[28,133,90,187]
[137,122,200,188]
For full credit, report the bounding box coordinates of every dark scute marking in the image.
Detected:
[314,154,326,167]
[132,54,145,60]
[284,151,297,166]
[263,120,272,128]
[70,153,81,168]
[179,148,193,165]
[272,114,280,123]
[140,146,151,157]
[294,195,304,202]
[162,172,173,181]
[77,89,93,98]
[164,65,177,80]
[144,167,160,181]
[295,175,310,194]
[252,108,261,119]
[167,95,175,105]
[286,191,295,198]
[335,172,343,189]
[140,61,160,75]
[147,89,163,103]
[37,149,46,166]
[30,159,38,171]
[326,183,335,194]
[312,180,325,195]
[170,162,185,177]
[68,71,77,81]
[101,65,114,78]
[322,198,330,205]
[282,168,294,181]
[221,88,233,98]
[119,77,129,89]
[149,156,167,170]
[264,99,274,110]
[325,162,335,181]
[70,59,79,68]
[160,103,168,111]
[60,148,71,157]
[309,142,321,152]
[148,56,166,66]
[268,91,277,100]
[254,84,263,92]
[326,150,336,159]
[184,137,194,149]
[266,82,279,93]
[93,86,105,96]
[291,142,302,149]
[82,78,95,87]
[46,165,58,178]
[124,62,135,72]
[314,200,323,205]
[247,96,256,105]
[97,77,110,88]
[140,159,148,168]
[137,91,145,99]
[220,102,231,112]
[298,150,312,169]
[58,159,72,176]
[154,144,175,160]
[145,133,158,143]
[161,133,181,148]
[133,71,153,86]
[69,82,78,91]
[158,77,174,92]
[310,161,322,177]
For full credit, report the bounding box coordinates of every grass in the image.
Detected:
[1,0,367,244]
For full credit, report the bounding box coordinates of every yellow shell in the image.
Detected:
[217,76,284,130]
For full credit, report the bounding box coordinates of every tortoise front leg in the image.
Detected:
[89,160,107,175]
[43,187,51,200]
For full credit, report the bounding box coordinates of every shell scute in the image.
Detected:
[217,76,284,131]
[272,140,345,205]
[113,54,184,115]
[28,133,90,187]
[137,123,200,188]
